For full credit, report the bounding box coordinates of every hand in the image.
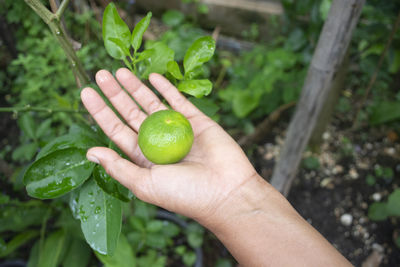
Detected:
[80,68,258,224]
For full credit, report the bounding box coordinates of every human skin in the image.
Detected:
[81,68,352,267]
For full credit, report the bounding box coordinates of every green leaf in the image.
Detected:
[137,250,165,267]
[38,230,67,267]
[131,12,152,52]
[370,101,400,125]
[368,202,388,221]
[62,238,91,267]
[302,156,320,170]
[0,230,39,258]
[12,142,38,162]
[183,36,215,75]
[161,10,185,27]
[146,232,167,249]
[69,190,81,220]
[161,221,181,238]
[319,0,331,20]
[95,234,135,267]
[140,42,174,78]
[18,113,36,140]
[232,90,261,118]
[102,3,131,59]
[178,79,212,98]
[186,222,204,248]
[79,179,122,255]
[189,97,219,117]
[36,133,101,160]
[68,123,108,146]
[24,148,95,199]
[0,201,48,233]
[93,165,133,202]
[182,251,196,266]
[215,259,233,267]
[136,49,155,62]
[386,189,400,217]
[27,241,40,267]
[167,61,183,80]
[36,119,52,139]
[109,37,131,56]
[146,220,164,233]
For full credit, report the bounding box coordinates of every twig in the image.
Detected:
[238,101,296,150]
[56,0,70,18]
[352,10,400,129]
[24,0,89,86]
[0,105,87,114]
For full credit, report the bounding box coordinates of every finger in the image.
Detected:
[148,73,204,118]
[81,87,148,166]
[116,68,168,114]
[95,70,147,132]
[86,147,152,202]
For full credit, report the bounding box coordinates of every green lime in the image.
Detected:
[138,110,194,164]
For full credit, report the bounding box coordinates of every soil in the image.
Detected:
[252,117,400,267]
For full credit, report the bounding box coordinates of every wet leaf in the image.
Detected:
[183,36,215,75]
[93,165,133,202]
[24,148,94,199]
[178,79,212,98]
[78,179,122,255]
[95,234,136,267]
[36,133,100,160]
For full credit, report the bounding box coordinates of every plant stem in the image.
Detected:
[56,0,70,18]
[0,105,87,114]
[123,57,134,72]
[24,0,89,86]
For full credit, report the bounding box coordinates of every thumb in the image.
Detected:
[87,147,151,200]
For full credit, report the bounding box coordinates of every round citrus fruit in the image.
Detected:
[138,110,194,164]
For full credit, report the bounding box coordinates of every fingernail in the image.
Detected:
[87,154,100,164]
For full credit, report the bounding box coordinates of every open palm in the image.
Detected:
[81,68,257,223]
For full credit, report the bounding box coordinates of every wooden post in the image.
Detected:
[270,0,365,196]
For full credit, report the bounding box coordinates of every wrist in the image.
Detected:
[200,173,295,235]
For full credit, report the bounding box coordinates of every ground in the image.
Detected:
[253,116,400,266]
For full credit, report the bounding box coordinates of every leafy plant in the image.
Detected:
[18,1,216,259]
[368,189,400,221]
[102,3,215,99]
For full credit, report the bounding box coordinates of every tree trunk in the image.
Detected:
[270,0,365,196]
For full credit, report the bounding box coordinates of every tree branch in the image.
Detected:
[24,0,55,24]
[24,0,89,86]
[56,0,70,18]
